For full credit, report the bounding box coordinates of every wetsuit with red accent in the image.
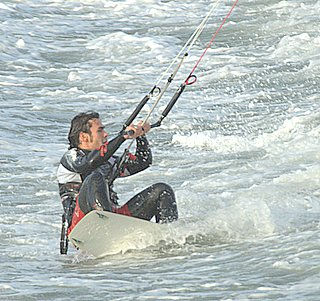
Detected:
[57,135,178,234]
[57,134,127,225]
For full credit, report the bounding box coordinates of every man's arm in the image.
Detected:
[61,134,126,175]
[120,135,152,176]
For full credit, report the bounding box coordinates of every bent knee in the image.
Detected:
[88,171,104,182]
[152,182,174,195]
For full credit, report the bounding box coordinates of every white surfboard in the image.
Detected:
[68,210,163,258]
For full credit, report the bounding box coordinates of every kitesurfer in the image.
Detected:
[57,111,178,237]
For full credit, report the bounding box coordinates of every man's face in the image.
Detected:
[83,118,108,150]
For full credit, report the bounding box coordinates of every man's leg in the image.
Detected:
[123,182,178,223]
[78,171,112,214]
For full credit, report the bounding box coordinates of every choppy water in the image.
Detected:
[1,0,320,300]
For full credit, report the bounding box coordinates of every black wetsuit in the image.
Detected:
[57,135,178,227]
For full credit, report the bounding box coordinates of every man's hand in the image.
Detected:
[124,121,151,139]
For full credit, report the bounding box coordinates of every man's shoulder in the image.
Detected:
[61,148,85,163]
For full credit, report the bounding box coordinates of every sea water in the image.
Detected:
[0,0,319,300]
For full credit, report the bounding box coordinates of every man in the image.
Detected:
[57,111,178,248]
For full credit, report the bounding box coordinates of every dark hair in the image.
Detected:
[68,111,100,148]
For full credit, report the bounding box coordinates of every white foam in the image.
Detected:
[16,38,25,48]
[172,112,320,158]
[0,139,13,150]
[0,3,14,11]
[270,33,320,62]
[0,284,14,291]
[86,31,179,66]
[67,71,81,82]
[273,165,320,196]
[273,260,292,269]
[172,131,257,154]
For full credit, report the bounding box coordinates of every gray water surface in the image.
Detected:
[1,0,319,300]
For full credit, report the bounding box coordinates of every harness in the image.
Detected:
[59,183,81,255]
